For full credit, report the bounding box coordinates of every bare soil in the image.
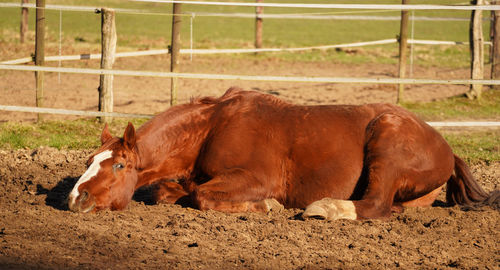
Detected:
[0,50,499,269]
[0,147,498,270]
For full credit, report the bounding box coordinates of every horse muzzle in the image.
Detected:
[68,190,96,213]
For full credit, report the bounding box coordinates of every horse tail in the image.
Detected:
[446,154,495,206]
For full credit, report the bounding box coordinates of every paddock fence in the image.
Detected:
[0,39,493,65]
[0,1,499,127]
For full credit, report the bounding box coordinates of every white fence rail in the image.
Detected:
[5,1,500,11]
[427,121,500,127]
[0,2,488,21]
[1,105,499,127]
[3,64,500,85]
[135,1,500,11]
[0,105,152,119]
[2,39,489,65]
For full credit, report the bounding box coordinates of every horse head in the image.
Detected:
[68,123,139,213]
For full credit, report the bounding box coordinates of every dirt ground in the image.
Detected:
[0,50,499,269]
[0,147,498,270]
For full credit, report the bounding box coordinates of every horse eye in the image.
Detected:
[112,163,124,170]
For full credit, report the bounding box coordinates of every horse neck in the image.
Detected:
[134,103,214,187]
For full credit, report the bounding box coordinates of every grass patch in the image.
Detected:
[442,130,500,164]
[403,89,500,121]
[410,45,471,69]
[0,118,147,150]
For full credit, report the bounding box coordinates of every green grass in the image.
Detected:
[0,0,488,66]
[0,118,147,150]
[444,131,500,164]
[4,7,472,49]
[402,89,500,121]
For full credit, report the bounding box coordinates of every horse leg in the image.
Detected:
[390,185,444,212]
[303,161,398,220]
[389,185,444,212]
[152,180,189,204]
[401,184,444,207]
[192,168,284,213]
[304,112,454,220]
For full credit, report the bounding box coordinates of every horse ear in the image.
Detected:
[123,122,136,150]
[101,123,113,145]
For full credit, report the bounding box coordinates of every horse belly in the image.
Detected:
[285,156,364,208]
[284,122,366,208]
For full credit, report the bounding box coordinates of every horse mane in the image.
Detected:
[190,87,288,108]
[190,87,247,105]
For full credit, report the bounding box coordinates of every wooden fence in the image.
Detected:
[2,1,500,126]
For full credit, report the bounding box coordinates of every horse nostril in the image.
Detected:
[69,190,96,213]
[68,190,94,213]
[79,190,89,203]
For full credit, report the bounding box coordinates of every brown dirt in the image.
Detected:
[1,46,499,269]
[0,147,498,270]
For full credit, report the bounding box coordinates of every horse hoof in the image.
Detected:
[302,204,328,219]
[303,198,357,220]
[263,198,284,213]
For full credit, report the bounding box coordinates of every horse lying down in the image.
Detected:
[68,88,494,220]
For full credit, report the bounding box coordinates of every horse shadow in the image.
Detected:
[36,176,78,211]
[133,186,194,208]
[132,186,156,206]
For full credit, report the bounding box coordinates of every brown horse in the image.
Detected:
[68,88,491,220]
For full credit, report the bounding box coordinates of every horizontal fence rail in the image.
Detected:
[2,64,500,85]
[0,39,397,64]
[1,105,498,127]
[1,39,490,65]
[5,2,500,12]
[134,1,500,11]
[0,105,153,118]
[1,50,168,65]
[0,2,139,13]
[194,12,475,21]
[427,121,500,127]
[1,3,489,21]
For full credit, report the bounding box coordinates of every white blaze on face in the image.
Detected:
[69,150,113,205]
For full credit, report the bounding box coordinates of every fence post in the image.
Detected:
[397,0,409,104]
[20,0,28,43]
[468,0,484,99]
[492,1,500,89]
[98,8,117,123]
[35,0,45,122]
[170,3,182,106]
[255,0,263,50]
[489,5,495,65]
